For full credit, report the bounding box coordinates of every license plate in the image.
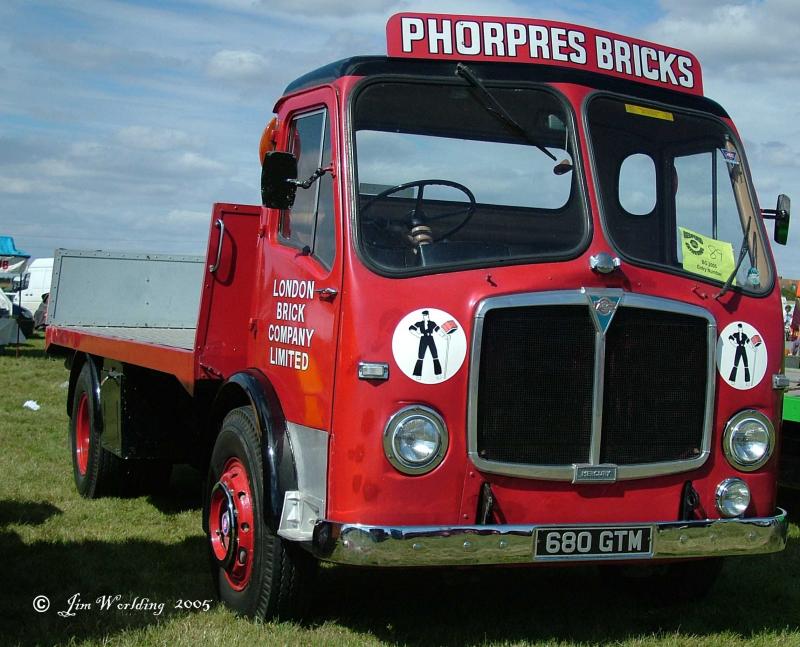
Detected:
[534,526,653,559]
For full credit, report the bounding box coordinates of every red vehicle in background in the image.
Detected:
[47,13,791,619]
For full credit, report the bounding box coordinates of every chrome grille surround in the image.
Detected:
[467,289,716,481]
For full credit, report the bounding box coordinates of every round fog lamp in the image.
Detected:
[383,405,448,475]
[715,478,751,518]
[723,410,774,471]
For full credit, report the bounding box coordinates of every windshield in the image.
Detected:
[353,81,587,274]
[587,96,771,293]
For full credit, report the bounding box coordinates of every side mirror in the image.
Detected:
[762,194,790,245]
[775,194,790,245]
[261,151,298,209]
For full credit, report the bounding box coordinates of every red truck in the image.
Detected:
[47,13,791,619]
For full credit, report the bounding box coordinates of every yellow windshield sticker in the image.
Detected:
[679,227,736,283]
[625,104,674,121]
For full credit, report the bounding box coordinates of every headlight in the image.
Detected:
[715,477,751,517]
[722,410,775,471]
[383,405,448,475]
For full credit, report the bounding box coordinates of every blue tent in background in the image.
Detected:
[0,236,30,278]
[0,236,28,256]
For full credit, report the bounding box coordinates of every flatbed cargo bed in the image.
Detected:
[46,249,204,391]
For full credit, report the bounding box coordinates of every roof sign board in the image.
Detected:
[386,13,703,96]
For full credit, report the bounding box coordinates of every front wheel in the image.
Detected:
[205,406,316,619]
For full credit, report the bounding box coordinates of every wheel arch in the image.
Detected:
[210,369,297,532]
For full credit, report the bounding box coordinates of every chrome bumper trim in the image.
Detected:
[310,509,788,567]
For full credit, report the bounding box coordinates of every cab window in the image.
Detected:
[281,109,335,269]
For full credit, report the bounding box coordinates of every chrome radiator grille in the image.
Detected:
[469,291,714,482]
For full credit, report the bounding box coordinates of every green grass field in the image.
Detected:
[1,337,798,646]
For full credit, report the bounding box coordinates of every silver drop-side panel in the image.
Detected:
[49,248,204,329]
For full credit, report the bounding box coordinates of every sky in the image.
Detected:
[2,0,799,277]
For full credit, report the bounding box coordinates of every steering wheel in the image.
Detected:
[360,179,477,245]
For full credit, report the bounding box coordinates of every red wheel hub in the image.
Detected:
[208,457,254,591]
[75,393,91,476]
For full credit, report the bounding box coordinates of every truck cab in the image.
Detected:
[47,13,790,619]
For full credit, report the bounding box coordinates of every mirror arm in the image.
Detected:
[760,208,784,220]
[288,165,333,190]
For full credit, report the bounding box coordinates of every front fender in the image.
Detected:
[211,369,297,532]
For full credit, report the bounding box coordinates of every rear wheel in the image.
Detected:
[205,406,316,619]
[70,362,120,498]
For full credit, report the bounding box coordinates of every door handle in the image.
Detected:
[315,287,338,301]
[209,219,225,274]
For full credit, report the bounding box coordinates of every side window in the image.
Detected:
[314,126,335,268]
[618,153,656,216]
[281,109,336,269]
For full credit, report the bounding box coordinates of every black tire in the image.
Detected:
[69,362,121,498]
[610,557,723,604]
[205,406,316,619]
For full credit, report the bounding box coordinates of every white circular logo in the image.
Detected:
[391,308,467,384]
[716,321,767,390]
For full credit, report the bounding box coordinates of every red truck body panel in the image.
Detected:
[47,325,196,392]
[195,203,261,383]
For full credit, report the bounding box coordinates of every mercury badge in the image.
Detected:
[573,464,618,484]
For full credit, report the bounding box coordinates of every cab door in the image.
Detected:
[258,88,342,432]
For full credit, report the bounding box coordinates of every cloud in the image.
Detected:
[175,152,225,173]
[165,209,209,225]
[117,126,194,151]
[0,176,38,194]
[207,49,269,81]
[754,141,800,170]
[648,0,800,78]
[197,0,399,18]
[19,38,185,74]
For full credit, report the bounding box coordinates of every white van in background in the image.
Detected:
[10,257,53,313]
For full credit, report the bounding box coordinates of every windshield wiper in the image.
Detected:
[715,217,752,300]
[455,63,557,162]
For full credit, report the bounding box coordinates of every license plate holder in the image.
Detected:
[534,526,653,560]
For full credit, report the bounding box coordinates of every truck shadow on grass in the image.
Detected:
[0,500,212,647]
[313,533,800,645]
[0,499,62,526]
[2,494,796,646]
[0,336,52,360]
[146,465,204,515]
[0,345,51,360]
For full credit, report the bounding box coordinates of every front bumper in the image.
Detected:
[310,509,788,567]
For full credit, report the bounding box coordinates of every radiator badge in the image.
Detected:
[573,464,618,483]
[586,292,622,335]
[716,321,767,390]
[392,308,466,384]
